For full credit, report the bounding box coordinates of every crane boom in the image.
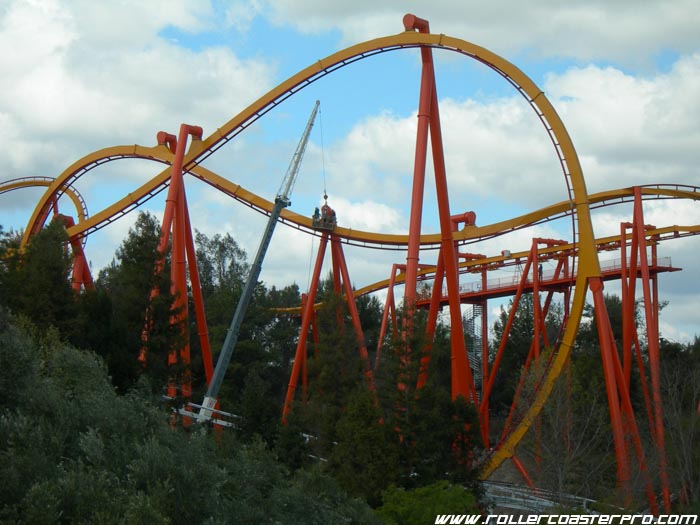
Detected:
[199,100,320,420]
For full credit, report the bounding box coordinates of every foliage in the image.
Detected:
[279,290,484,505]
[0,220,77,338]
[514,348,616,499]
[375,481,479,525]
[661,336,700,506]
[489,293,563,415]
[0,309,380,523]
[328,388,400,506]
[90,212,182,392]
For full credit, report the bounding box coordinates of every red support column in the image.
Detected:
[375,264,403,371]
[300,294,310,403]
[416,253,445,390]
[620,223,634,386]
[331,235,377,394]
[591,278,632,503]
[171,173,190,401]
[156,125,203,257]
[140,125,203,398]
[183,194,214,384]
[54,214,94,292]
[428,63,476,405]
[532,243,542,361]
[403,14,433,320]
[402,13,477,405]
[283,232,329,423]
[631,187,671,512]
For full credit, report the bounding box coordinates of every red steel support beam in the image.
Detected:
[481,257,534,416]
[427,60,476,405]
[331,235,377,394]
[480,270,489,447]
[183,193,214,384]
[416,252,445,390]
[56,215,95,292]
[375,264,403,371]
[157,125,203,257]
[403,14,433,323]
[591,278,632,503]
[631,187,671,512]
[140,125,202,391]
[172,164,190,400]
[283,232,329,423]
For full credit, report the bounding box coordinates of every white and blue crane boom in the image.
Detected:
[198,100,320,421]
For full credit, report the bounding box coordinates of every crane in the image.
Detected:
[198,100,320,421]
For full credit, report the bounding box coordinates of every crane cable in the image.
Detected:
[320,104,328,199]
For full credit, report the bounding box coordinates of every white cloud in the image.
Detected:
[327,197,403,234]
[323,111,415,206]
[224,0,264,34]
[0,0,276,177]
[545,55,700,193]
[260,0,700,67]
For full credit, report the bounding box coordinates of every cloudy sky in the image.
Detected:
[1,0,699,342]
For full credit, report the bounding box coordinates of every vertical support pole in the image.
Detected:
[172,174,190,401]
[631,187,671,512]
[375,265,402,371]
[141,125,203,396]
[591,277,632,503]
[183,194,214,384]
[66,227,94,292]
[403,16,434,320]
[480,271,490,447]
[427,55,476,405]
[300,294,310,403]
[54,214,94,292]
[416,252,445,389]
[532,242,542,361]
[157,126,202,258]
[402,13,476,405]
[282,232,329,423]
[620,224,633,386]
[331,235,377,394]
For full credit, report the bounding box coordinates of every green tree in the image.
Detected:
[0,220,77,338]
[375,481,479,525]
[661,336,700,508]
[489,294,556,415]
[328,388,400,505]
[287,288,483,503]
[91,212,182,392]
[0,309,381,523]
[193,230,282,410]
[377,312,483,491]
[514,349,615,499]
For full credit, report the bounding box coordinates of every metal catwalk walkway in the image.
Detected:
[417,257,680,306]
